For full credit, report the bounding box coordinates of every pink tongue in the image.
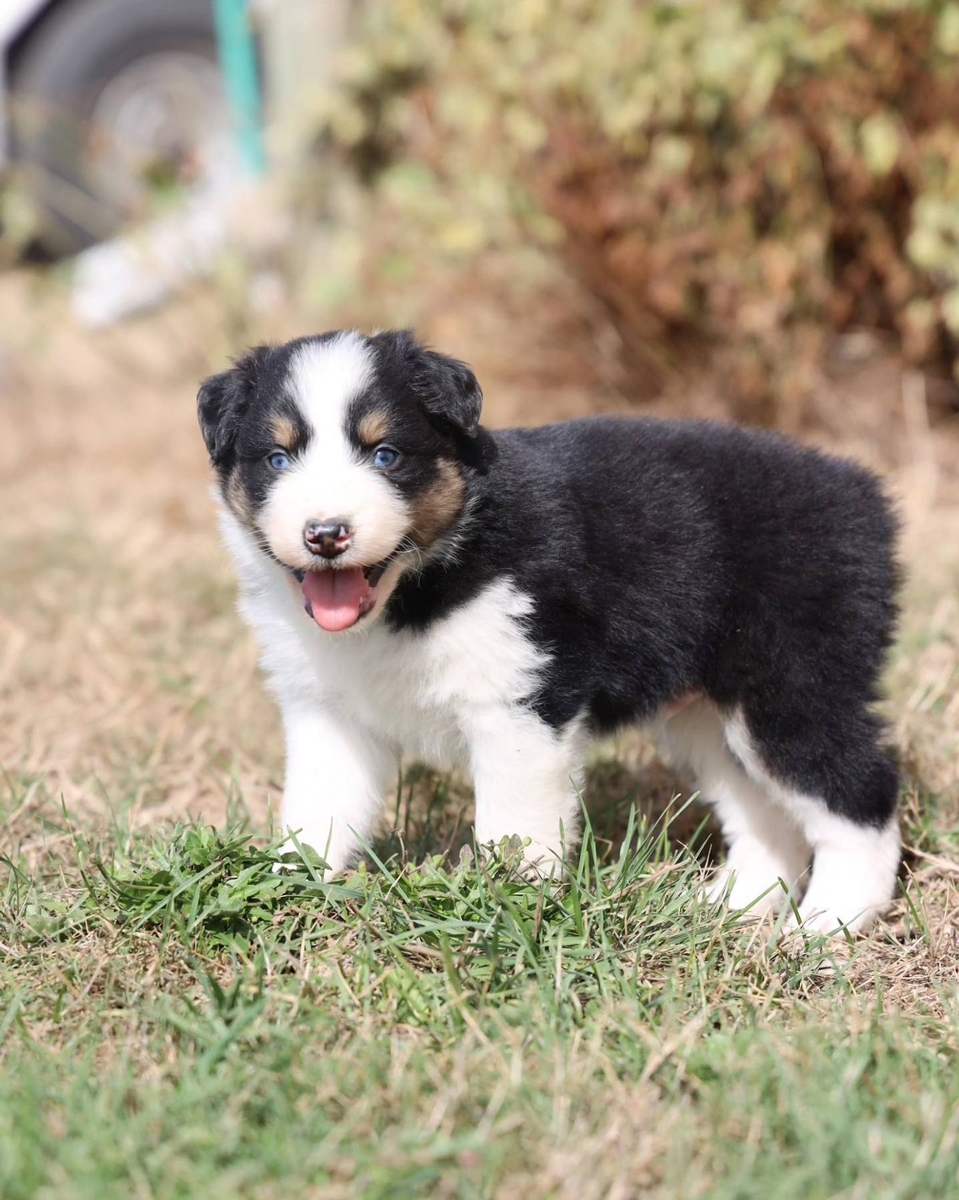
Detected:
[301,568,374,632]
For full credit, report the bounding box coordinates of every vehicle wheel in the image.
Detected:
[10,0,235,256]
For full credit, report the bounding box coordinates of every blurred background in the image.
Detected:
[0,0,956,848]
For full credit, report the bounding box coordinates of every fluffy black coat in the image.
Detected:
[388,415,900,829]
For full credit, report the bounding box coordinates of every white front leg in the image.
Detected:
[469,707,584,873]
[279,701,394,875]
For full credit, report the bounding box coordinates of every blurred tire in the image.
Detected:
[10,0,225,256]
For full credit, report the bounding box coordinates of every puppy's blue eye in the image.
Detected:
[372,445,399,469]
[268,451,291,471]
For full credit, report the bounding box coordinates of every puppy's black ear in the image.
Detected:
[374,328,482,437]
[197,346,268,466]
[414,348,483,438]
[197,369,244,466]
[370,328,484,438]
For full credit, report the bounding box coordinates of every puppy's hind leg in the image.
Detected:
[659,700,811,915]
[725,705,900,935]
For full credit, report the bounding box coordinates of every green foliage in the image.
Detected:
[91,823,361,947]
[331,0,959,421]
[63,812,794,1023]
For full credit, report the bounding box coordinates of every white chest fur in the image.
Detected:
[220,509,550,768]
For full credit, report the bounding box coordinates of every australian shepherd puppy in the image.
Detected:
[198,328,901,935]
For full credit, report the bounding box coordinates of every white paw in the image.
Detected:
[511,843,567,884]
[480,837,567,880]
[704,867,735,905]
[271,834,340,877]
[782,900,883,938]
[705,865,796,916]
[779,817,899,938]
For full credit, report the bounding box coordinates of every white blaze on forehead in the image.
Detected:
[288,331,373,442]
[259,330,408,572]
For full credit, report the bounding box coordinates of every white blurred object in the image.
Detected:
[71,189,231,327]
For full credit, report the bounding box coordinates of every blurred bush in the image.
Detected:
[328,0,959,425]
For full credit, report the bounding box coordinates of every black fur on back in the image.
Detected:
[387,416,901,828]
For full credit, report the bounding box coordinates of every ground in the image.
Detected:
[1,255,958,1199]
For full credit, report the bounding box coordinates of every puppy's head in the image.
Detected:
[198,329,484,632]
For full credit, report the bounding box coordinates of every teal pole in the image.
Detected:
[213,0,267,176]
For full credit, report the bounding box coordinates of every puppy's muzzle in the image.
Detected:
[303,518,352,559]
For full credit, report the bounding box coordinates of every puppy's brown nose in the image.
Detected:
[303,519,352,558]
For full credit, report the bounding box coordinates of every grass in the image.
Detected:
[3,788,959,1200]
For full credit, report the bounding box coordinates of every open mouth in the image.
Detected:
[294,560,392,632]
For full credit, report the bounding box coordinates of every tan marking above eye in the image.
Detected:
[357,411,391,446]
[269,414,297,449]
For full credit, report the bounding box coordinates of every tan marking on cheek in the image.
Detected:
[225,468,256,529]
[357,411,391,446]
[269,414,297,448]
[409,459,467,547]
